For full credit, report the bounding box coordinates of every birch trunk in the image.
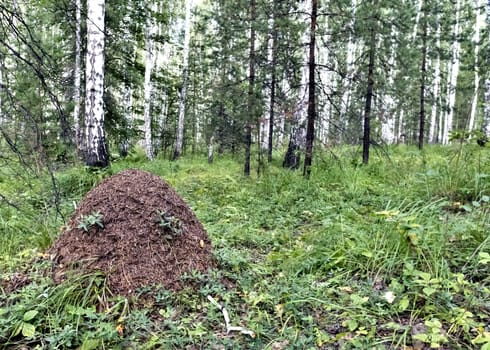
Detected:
[143,7,156,160]
[381,24,397,144]
[73,0,82,151]
[428,14,441,143]
[84,0,108,167]
[484,1,490,137]
[443,0,461,144]
[174,0,192,160]
[339,0,357,137]
[244,0,256,177]
[468,0,484,132]
[268,0,278,162]
[418,2,428,150]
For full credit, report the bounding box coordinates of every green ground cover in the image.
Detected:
[1,145,489,349]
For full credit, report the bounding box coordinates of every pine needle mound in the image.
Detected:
[48,169,213,296]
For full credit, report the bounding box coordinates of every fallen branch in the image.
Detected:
[207,295,255,338]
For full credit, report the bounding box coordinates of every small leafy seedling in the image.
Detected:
[77,211,104,232]
[155,210,182,240]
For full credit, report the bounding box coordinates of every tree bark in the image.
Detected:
[143,7,156,160]
[174,0,192,160]
[484,1,490,138]
[468,0,484,133]
[443,0,461,144]
[244,0,256,177]
[303,0,317,178]
[84,0,108,167]
[429,14,441,143]
[268,0,278,163]
[362,26,375,165]
[418,2,427,150]
[73,0,82,152]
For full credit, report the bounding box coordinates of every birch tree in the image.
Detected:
[468,0,484,133]
[174,0,192,160]
[244,0,256,177]
[73,0,82,152]
[428,12,441,143]
[443,0,462,144]
[84,0,108,167]
[484,0,490,137]
[143,6,156,160]
[418,1,428,150]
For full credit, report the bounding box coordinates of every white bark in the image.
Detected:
[143,6,156,160]
[317,2,330,145]
[381,24,398,144]
[411,0,423,42]
[443,0,461,144]
[484,1,490,136]
[73,0,82,150]
[174,0,193,159]
[85,0,108,166]
[340,0,357,127]
[429,14,441,143]
[468,0,484,132]
[397,110,404,142]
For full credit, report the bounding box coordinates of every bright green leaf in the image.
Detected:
[23,310,38,322]
[80,339,100,350]
[21,322,36,337]
[423,287,437,296]
[398,296,410,312]
[478,252,490,265]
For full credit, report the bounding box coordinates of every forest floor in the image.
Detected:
[0,145,489,349]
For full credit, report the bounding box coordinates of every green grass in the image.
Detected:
[1,144,490,349]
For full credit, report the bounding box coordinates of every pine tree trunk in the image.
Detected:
[362,27,376,164]
[418,3,427,150]
[244,0,256,177]
[73,0,82,152]
[303,0,317,178]
[174,0,192,160]
[84,0,108,167]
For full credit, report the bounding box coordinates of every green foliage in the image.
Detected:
[77,211,104,232]
[154,210,183,240]
[1,147,490,348]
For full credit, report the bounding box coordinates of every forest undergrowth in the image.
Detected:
[0,145,489,349]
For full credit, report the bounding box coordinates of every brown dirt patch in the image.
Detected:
[48,169,213,296]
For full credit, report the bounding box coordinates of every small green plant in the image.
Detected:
[155,210,182,240]
[77,211,104,232]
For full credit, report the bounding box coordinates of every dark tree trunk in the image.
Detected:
[303,0,317,178]
[283,138,301,169]
[418,3,427,150]
[244,0,256,177]
[362,27,376,165]
[268,0,278,163]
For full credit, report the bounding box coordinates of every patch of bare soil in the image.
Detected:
[48,169,213,296]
